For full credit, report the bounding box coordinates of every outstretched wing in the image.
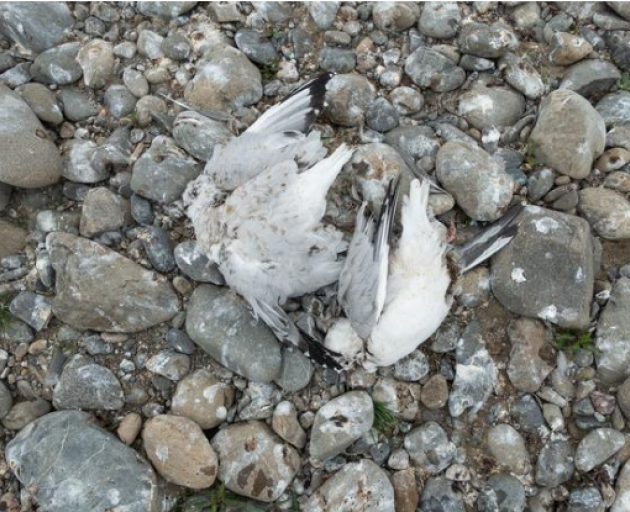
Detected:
[339,178,400,340]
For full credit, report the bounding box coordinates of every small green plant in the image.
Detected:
[0,294,13,332]
[175,483,269,512]
[618,72,630,91]
[373,400,398,433]
[554,329,598,355]
[525,140,539,167]
[260,60,279,81]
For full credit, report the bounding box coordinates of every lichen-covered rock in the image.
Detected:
[76,39,115,89]
[405,46,466,92]
[211,421,299,502]
[47,233,179,332]
[458,87,525,130]
[491,206,594,329]
[596,278,630,384]
[325,74,376,127]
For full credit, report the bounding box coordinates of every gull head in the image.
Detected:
[183,174,226,217]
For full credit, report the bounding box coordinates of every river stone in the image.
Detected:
[488,424,529,475]
[309,391,374,460]
[478,475,526,512]
[77,39,115,89]
[80,187,131,238]
[491,206,594,329]
[500,53,545,100]
[211,421,299,502]
[596,92,630,127]
[529,89,606,179]
[325,73,376,127]
[307,2,339,30]
[173,111,232,161]
[575,428,625,472]
[0,2,73,54]
[137,1,197,19]
[536,438,575,487]
[184,45,262,112]
[2,399,51,431]
[0,84,62,188]
[560,60,621,97]
[171,369,234,429]
[47,232,179,332]
[143,414,217,489]
[174,241,225,285]
[420,476,465,512]
[53,354,124,411]
[612,460,630,512]
[418,2,461,38]
[275,348,314,392]
[17,83,64,125]
[373,2,420,33]
[0,382,12,420]
[5,410,160,512]
[405,421,456,473]
[30,42,83,85]
[436,141,514,221]
[185,284,282,382]
[596,278,630,384]
[458,22,519,58]
[303,460,395,512]
[507,318,554,393]
[458,87,525,130]
[404,46,466,92]
[0,219,26,259]
[578,187,630,240]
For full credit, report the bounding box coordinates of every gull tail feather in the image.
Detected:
[251,298,345,372]
[454,203,526,274]
[247,73,333,134]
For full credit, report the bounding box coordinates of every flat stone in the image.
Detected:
[560,60,621,97]
[418,2,461,38]
[211,421,299,502]
[274,348,314,392]
[307,2,339,30]
[500,53,545,99]
[173,111,232,162]
[596,92,630,127]
[174,241,225,284]
[272,400,306,449]
[5,410,159,512]
[9,292,52,331]
[478,475,526,512]
[458,87,525,130]
[185,284,282,382]
[536,438,575,487]
[0,84,62,189]
[491,206,594,329]
[2,399,51,431]
[458,22,519,58]
[309,391,374,460]
[529,89,605,179]
[53,354,124,411]
[47,233,179,332]
[143,414,217,489]
[30,42,83,85]
[146,350,190,381]
[80,187,131,238]
[488,424,529,475]
[549,32,593,65]
[507,318,554,393]
[575,428,625,472]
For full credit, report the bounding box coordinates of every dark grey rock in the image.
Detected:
[274,348,313,392]
[366,97,399,132]
[6,410,160,512]
[597,92,630,128]
[325,74,376,127]
[141,226,176,273]
[0,381,12,420]
[166,328,196,355]
[0,319,33,345]
[137,1,197,19]
[59,89,100,122]
[130,194,154,226]
[104,85,137,118]
[575,428,625,472]
[560,60,621,97]
[418,2,461,39]
[16,83,63,125]
[9,291,52,331]
[30,43,82,86]
[174,241,225,284]
[319,47,356,73]
[536,438,575,487]
[512,395,545,435]
[186,284,281,382]
[53,355,124,410]
[0,2,73,54]
[235,29,278,65]
[568,487,604,512]
[458,22,518,58]
[528,168,555,202]
[607,31,630,71]
[132,136,201,203]
[47,233,179,332]
[161,34,191,61]
[597,278,630,385]
[491,206,594,329]
[173,111,231,161]
[405,46,466,92]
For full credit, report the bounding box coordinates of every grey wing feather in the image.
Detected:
[339,179,399,339]
[454,202,525,273]
[394,145,446,193]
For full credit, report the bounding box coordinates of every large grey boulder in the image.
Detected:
[0,84,62,188]
[0,2,73,54]
[529,89,606,179]
[47,233,179,332]
[491,206,594,329]
[185,285,282,382]
[6,411,161,512]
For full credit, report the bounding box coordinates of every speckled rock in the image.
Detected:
[47,233,180,332]
[578,187,630,240]
[491,206,594,329]
[500,53,545,99]
[173,111,232,161]
[458,22,519,58]
[405,422,456,473]
[405,46,466,92]
[560,60,621,97]
[303,460,395,512]
[373,2,420,33]
[457,87,525,130]
[420,476,465,512]
[184,45,262,112]
[575,428,625,472]
[0,84,62,189]
[211,421,299,502]
[53,355,124,411]
[529,89,606,179]
[171,369,234,429]
[507,318,554,393]
[325,74,376,127]
[488,424,529,475]
[596,278,630,384]
[309,391,374,460]
[0,219,26,259]
[79,187,131,238]
[596,92,630,127]
[137,1,197,19]
[418,2,461,38]
[436,141,514,221]
[143,414,217,489]
[186,285,282,382]
[307,2,339,29]
[6,410,159,512]
[30,42,82,85]
[76,39,115,89]
[536,438,575,487]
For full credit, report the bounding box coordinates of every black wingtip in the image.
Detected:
[285,72,334,130]
[299,329,346,373]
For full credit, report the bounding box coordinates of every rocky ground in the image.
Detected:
[1,1,630,511]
